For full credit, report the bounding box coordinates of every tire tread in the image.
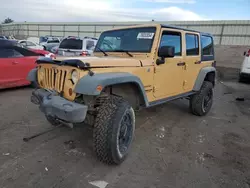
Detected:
[190,81,213,116]
[93,96,127,164]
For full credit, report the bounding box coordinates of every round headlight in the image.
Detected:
[71,70,79,84]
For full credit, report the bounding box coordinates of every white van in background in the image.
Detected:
[239,49,250,82]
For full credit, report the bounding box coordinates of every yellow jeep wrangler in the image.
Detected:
[27,24,216,164]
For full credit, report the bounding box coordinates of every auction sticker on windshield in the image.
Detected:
[137,33,155,39]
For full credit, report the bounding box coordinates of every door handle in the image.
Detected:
[12,61,19,65]
[177,62,185,66]
[194,61,201,64]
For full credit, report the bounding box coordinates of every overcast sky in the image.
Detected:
[0,0,249,22]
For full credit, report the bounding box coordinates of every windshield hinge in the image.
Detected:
[153,86,156,93]
[139,60,143,67]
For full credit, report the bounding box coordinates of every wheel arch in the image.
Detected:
[107,82,147,109]
[74,72,149,108]
[193,67,216,91]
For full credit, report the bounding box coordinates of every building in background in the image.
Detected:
[0,20,250,46]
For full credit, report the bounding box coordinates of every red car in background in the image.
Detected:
[30,49,56,59]
[0,40,55,89]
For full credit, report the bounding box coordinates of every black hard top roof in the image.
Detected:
[161,24,213,37]
[0,39,18,47]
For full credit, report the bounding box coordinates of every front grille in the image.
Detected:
[42,68,67,92]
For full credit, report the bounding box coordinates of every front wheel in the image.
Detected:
[239,73,246,83]
[45,115,61,126]
[93,97,135,165]
[190,81,213,116]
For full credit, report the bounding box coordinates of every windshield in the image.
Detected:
[59,39,83,49]
[95,27,156,53]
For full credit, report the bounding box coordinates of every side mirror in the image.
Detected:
[244,51,246,56]
[158,46,175,58]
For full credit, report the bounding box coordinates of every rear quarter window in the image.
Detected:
[201,35,214,61]
[59,39,83,50]
[201,36,213,55]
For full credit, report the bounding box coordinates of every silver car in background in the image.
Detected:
[57,36,98,56]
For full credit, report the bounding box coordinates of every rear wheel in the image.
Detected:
[239,73,245,83]
[190,81,213,116]
[93,96,135,165]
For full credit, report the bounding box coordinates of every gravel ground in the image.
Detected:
[1,80,250,188]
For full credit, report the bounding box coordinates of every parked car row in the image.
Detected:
[26,35,98,56]
[0,34,98,89]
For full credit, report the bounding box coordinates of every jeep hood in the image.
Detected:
[55,56,142,67]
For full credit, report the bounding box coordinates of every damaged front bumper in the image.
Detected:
[31,89,88,123]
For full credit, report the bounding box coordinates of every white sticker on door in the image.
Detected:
[137,33,155,39]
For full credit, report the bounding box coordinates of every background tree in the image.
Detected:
[2,18,14,24]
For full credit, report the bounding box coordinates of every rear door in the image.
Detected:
[183,34,214,91]
[182,32,201,91]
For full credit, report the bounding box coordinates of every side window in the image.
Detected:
[52,38,60,43]
[13,50,24,57]
[86,40,95,50]
[160,32,181,56]
[0,49,15,58]
[185,34,199,56]
[47,40,59,43]
[26,41,36,46]
[201,36,213,55]
[20,41,27,46]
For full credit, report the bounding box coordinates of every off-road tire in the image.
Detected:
[45,115,61,126]
[30,81,38,88]
[190,81,213,116]
[93,96,135,165]
[239,73,245,83]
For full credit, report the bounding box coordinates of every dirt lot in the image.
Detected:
[1,77,250,188]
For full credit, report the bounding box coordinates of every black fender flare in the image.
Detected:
[27,68,38,82]
[74,72,149,106]
[193,67,216,91]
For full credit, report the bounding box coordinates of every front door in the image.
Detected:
[14,56,37,84]
[153,29,185,98]
[0,49,20,88]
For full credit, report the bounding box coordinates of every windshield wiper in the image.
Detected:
[114,50,133,57]
[95,46,108,56]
